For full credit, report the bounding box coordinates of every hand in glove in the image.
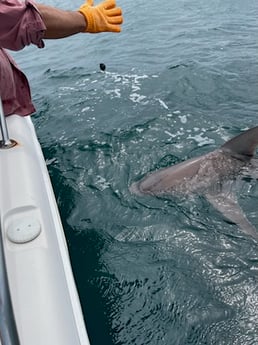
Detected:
[79,0,123,33]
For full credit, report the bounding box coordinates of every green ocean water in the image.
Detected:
[12,0,258,344]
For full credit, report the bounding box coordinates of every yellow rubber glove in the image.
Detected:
[78,0,123,33]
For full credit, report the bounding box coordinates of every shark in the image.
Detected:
[130,126,258,241]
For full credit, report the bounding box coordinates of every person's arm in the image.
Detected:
[0,0,122,50]
[36,0,123,38]
[35,4,86,38]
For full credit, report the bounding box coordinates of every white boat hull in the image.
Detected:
[0,115,90,345]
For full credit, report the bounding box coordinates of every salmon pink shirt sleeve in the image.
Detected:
[0,0,46,116]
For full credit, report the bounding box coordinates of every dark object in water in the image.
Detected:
[99,63,106,71]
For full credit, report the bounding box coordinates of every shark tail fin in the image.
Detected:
[221,126,258,159]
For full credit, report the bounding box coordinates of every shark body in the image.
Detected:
[130,126,258,241]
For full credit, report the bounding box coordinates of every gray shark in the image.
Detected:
[130,126,258,241]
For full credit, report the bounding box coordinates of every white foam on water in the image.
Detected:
[94,175,110,191]
[104,89,121,98]
[157,99,169,109]
[45,157,57,166]
[103,71,153,105]
[59,86,76,91]
[187,132,215,147]
[129,93,148,104]
[81,106,91,112]
[179,115,187,124]
[164,130,177,138]
[136,128,144,133]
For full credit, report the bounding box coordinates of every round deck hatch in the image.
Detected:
[7,218,41,244]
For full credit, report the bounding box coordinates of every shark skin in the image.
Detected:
[130,126,258,241]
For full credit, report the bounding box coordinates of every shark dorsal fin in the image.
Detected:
[221,126,258,159]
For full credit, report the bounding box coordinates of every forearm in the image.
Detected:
[35,4,87,38]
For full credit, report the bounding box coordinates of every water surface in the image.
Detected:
[12,0,258,343]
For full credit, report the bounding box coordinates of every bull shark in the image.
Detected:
[130,126,258,241]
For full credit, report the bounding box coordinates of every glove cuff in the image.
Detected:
[78,8,95,33]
